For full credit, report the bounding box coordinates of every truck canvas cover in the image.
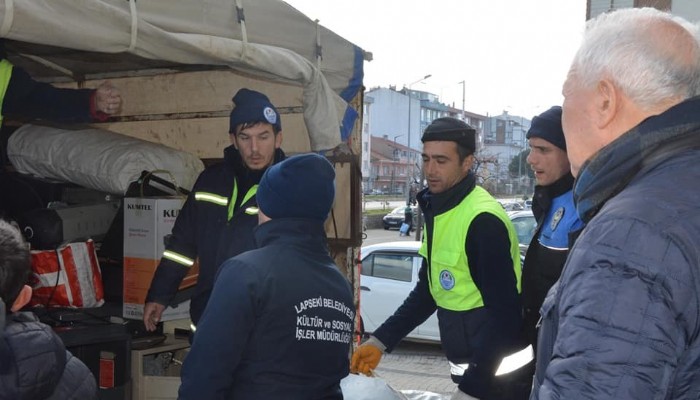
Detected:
[0,0,367,150]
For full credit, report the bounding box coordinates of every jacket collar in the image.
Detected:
[532,173,574,222]
[254,218,329,249]
[418,171,476,215]
[574,96,700,222]
[223,145,286,188]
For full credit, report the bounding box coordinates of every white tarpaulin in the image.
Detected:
[0,0,366,150]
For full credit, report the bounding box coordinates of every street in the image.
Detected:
[373,341,455,396]
[362,227,421,247]
[358,228,454,396]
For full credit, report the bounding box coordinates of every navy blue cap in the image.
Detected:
[257,153,335,221]
[526,106,566,151]
[229,88,281,134]
[422,117,476,153]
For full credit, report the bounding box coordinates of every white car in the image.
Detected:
[508,210,537,257]
[359,241,437,342]
[359,210,537,343]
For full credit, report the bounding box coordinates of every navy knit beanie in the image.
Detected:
[422,117,476,153]
[257,153,335,221]
[229,88,281,134]
[526,106,566,151]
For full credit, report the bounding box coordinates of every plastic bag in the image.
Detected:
[341,374,407,400]
[28,240,104,308]
[400,390,450,400]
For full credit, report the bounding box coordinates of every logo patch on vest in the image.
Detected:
[550,207,564,231]
[439,270,455,290]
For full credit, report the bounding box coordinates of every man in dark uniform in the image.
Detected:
[351,117,523,400]
[522,106,583,348]
[502,106,584,399]
[0,51,121,124]
[143,88,285,331]
[179,153,354,399]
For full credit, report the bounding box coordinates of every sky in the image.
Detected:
[284,0,588,119]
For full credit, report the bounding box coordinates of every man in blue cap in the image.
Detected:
[179,153,354,399]
[144,88,286,332]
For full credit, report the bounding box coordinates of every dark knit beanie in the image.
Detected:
[257,153,335,221]
[526,106,566,151]
[229,88,281,134]
[421,117,476,153]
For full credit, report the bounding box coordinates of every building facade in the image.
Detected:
[480,111,532,195]
[368,135,421,196]
[362,87,487,194]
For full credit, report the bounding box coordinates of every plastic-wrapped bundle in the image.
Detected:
[7,124,204,195]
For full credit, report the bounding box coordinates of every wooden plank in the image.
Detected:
[325,162,352,240]
[98,115,311,159]
[57,70,304,117]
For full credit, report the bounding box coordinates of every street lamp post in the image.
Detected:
[406,74,431,202]
[518,145,522,194]
[406,74,431,152]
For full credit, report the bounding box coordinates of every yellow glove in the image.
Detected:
[350,336,386,375]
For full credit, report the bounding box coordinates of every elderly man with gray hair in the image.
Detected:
[532,8,700,400]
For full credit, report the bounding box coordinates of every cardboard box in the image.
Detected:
[123,197,196,321]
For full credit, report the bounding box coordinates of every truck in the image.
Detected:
[0,1,369,398]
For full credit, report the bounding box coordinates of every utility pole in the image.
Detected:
[393,134,404,195]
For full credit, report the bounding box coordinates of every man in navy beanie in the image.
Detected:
[180,153,355,400]
[144,88,286,333]
[522,106,583,346]
[352,117,523,400]
[501,106,584,398]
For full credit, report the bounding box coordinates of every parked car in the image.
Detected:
[359,241,436,342]
[499,200,525,211]
[382,206,418,230]
[508,210,537,257]
[360,210,538,343]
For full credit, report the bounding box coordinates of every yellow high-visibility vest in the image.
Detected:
[419,186,521,311]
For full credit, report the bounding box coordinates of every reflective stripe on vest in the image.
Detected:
[228,181,257,221]
[194,181,258,220]
[194,192,228,206]
[419,186,522,311]
[495,344,534,376]
[0,60,14,125]
[449,361,470,376]
[162,250,195,267]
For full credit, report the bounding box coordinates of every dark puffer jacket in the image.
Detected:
[0,312,97,400]
[532,97,700,399]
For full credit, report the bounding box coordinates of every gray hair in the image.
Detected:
[571,7,700,110]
